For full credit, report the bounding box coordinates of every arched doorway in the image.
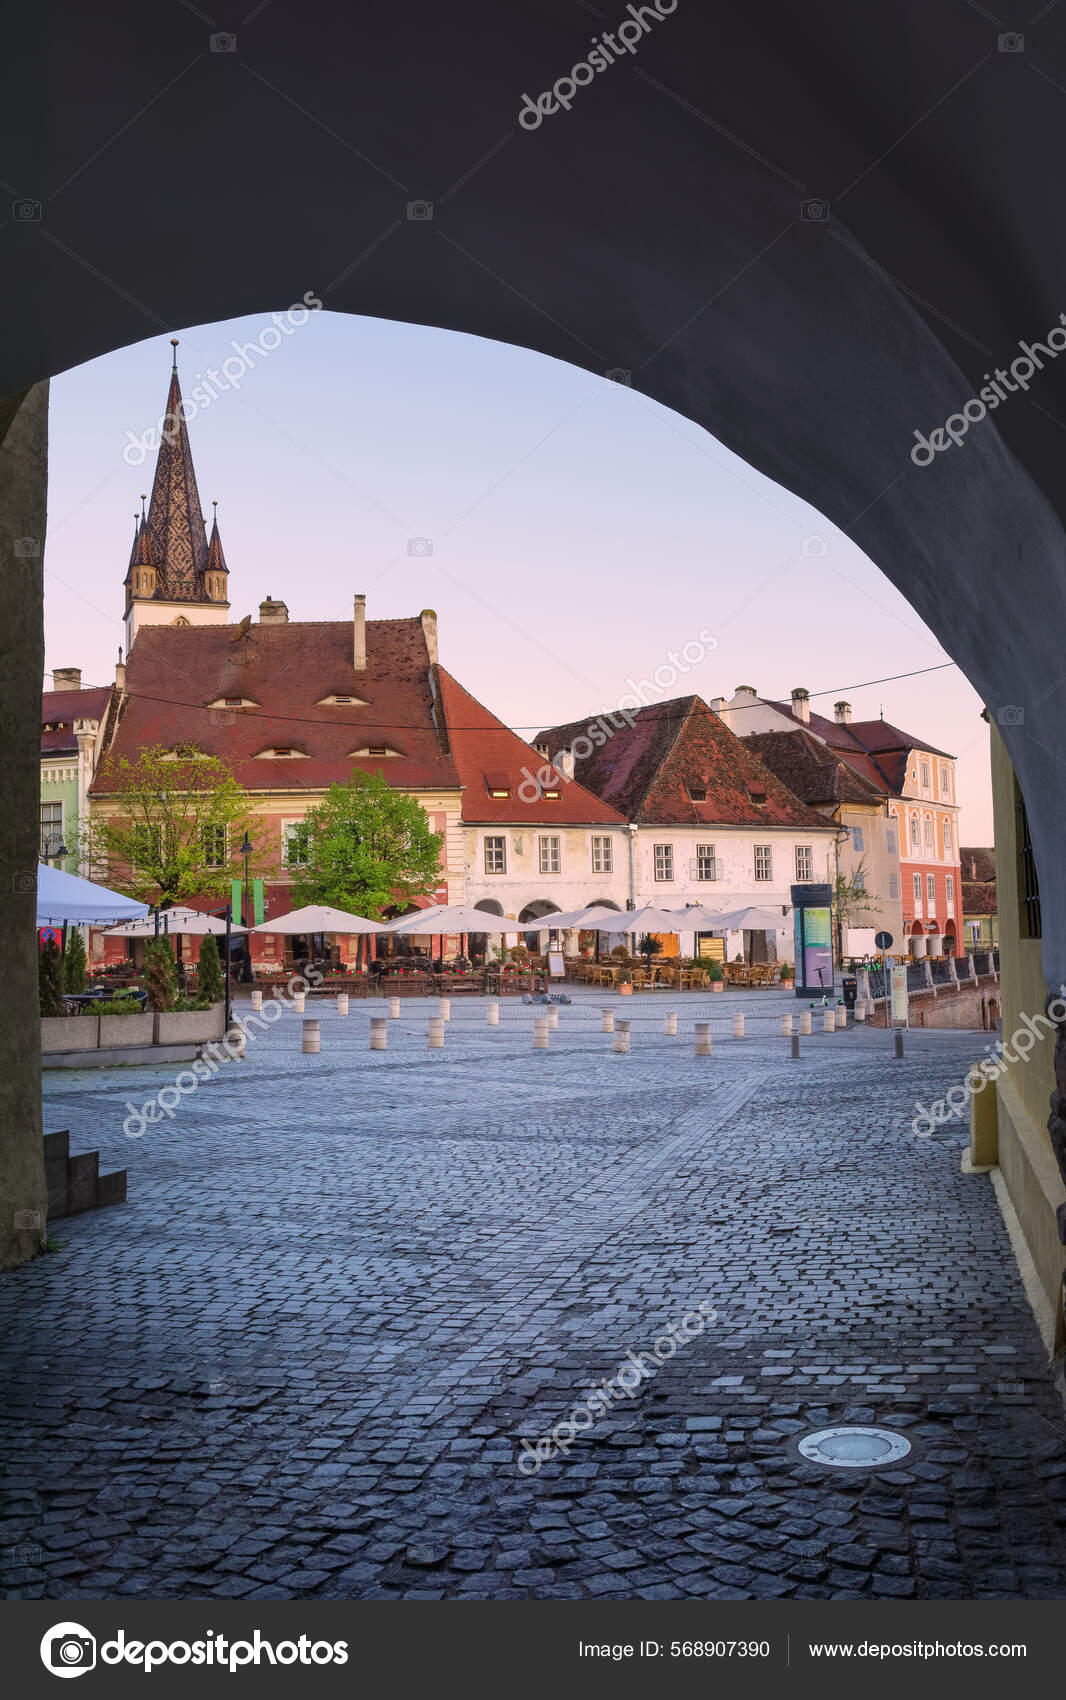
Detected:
[468,898,504,966]
[518,900,561,952]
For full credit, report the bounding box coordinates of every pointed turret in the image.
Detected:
[144,339,209,598]
[205,501,229,603]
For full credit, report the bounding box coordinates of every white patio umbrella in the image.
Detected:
[578,904,692,934]
[251,903,388,934]
[687,905,791,933]
[385,904,514,933]
[534,904,627,930]
[36,863,149,926]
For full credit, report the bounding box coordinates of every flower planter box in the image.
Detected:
[99,1012,155,1049]
[41,1015,99,1054]
[711,981,725,992]
[156,1004,226,1044]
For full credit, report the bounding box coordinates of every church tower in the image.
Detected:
[123,340,231,654]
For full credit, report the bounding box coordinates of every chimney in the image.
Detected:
[115,648,126,693]
[557,747,575,781]
[791,686,810,724]
[259,595,289,624]
[52,667,81,692]
[420,607,438,666]
[834,700,852,724]
[734,685,758,699]
[353,594,367,670]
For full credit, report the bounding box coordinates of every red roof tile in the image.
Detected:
[41,686,113,755]
[744,729,886,807]
[770,703,954,794]
[435,668,624,824]
[538,697,829,828]
[91,619,460,794]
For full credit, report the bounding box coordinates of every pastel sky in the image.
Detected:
[44,308,992,841]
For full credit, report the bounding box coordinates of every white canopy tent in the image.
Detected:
[35,864,149,927]
[104,910,250,938]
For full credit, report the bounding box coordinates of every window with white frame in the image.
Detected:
[910,815,920,849]
[850,825,864,852]
[942,819,952,855]
[283,821,311,867]
[795,844,813,880]
[591,835,612,874]
[202,824,227,868]
[754,844,773,882]
[924,818,934,849]
[484,835,506,874]
[696,842,719,880]
[920,759,931,791]
[133,822,163,870]
[854,866,866,891]
[940,764,951,799]
[539,835,560,874]
[913,872,923,911]
[927,872,936,906]
[39,800,62,857]
[653,843,674,881]
[946,873,955,913]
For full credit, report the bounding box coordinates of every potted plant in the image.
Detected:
[616,962,633,995]
[779,960,794,984]
[708,959,725,992]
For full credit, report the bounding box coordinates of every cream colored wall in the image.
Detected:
[985,724,1065,1348]
[838,802,903,940]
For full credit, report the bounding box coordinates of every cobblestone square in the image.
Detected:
[3,989,1065,1600]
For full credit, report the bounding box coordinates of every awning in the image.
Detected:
[35,864,149,927]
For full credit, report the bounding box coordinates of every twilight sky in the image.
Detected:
[44,308,993,841]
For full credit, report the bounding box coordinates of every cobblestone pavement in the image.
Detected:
[3,989,1065,1601]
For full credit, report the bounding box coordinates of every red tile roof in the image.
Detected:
[91,619,460,794]
[961,846,996,883]
[769,703,954,795]
[744,729,886,807]
[962,881,997,914]
[434,668,624,824]
[537,697,829,828]
[41,685,113,755]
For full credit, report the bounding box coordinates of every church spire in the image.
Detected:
[144,339,209,598]
[205,499,229,602]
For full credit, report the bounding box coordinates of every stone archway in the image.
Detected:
[518,900,561,952]
[468,897,505,965]
[7,4,1066,1264]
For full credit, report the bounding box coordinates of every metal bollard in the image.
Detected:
[664,1011,678,1036]
[781,1011,794,1036]
[292,991,306,1014]
[790,1033,800,1060]
[823,1008,835,1033]
[336,993,349,1016]
[302,1017,320,1054]
[427,1017,445,1049]
[894,1030,904,1058]
[732,1012,745,1038]
[694,1021,712,1056]
[250,989,263,1012]
[438,997,451,1022]
[388,996,400,1019]
[799,1010,812,1035]
[370,1016,388,1051]
[533,1016,550,1050]
[601,1008,615,1033]
[486,1000,499,1026]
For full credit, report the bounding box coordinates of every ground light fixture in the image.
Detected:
[797,1426,912,1468]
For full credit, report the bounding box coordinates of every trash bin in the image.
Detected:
[841,975,857,1008]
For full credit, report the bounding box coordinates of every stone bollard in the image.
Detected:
[227,1021,247,1059]
[855,1001,866,1022]
[799,1010,812,1035]
[533,1016,550,1050]
[823,1008,835,1033]
[438,997,451,1022]
[388,996,400,1019]
[428,1017,445,1049]
[486,1000,499,1026]
[250,989,263,1012]
[694,1021,712,1056]
[664,1011,678,1036]
[781,1011,794,1036]
[302,1017,320,1054]
[337,993,349,1016]
[613,1018,630,1054]
[548,1006,559,1029]
[732,1012,745,1038]
[370,1016,387,1050]
[292,991,306,1014]
[601,1008,615,1033]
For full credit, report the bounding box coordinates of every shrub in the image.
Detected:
[64,929,87,993]
[610,944,629,961]
[39,941,65,1015]
[707,959,725,982]
[144,937,178,1012]
[104,996,144,1015]
[196,932,224,1005]
[779,960,795,978]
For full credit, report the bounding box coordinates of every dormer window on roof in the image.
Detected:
[207,696,259,709]
[348,745,403,759]
[317,693,369,707]
[255,746,308,759]
[484,772,511,798]
[747,788,767,805]
[687,779,708,801]
[542,785,561,800]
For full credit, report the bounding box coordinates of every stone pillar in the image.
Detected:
[0,385,49,1268]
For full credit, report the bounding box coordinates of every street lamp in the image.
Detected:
[42,834,68,866]
[239,831,254,983]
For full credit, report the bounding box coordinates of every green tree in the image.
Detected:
[144,937,178,1012]
[39,940,65,1015]
[64,928,87,993]
[196,932,224,1006]
[291,771,443,919]
[75,745,259,907]
[833,856,877,957]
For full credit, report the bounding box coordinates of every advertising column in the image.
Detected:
[791,882,834,1000]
